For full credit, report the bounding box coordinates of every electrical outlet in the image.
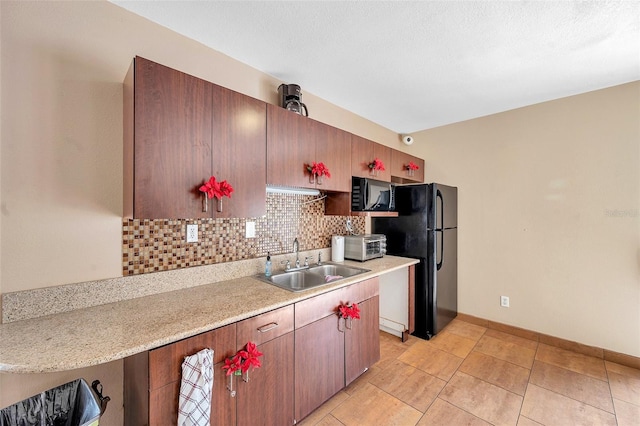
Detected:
[245,221,256,238]
[186,224,198,243]
[500,296,510,308]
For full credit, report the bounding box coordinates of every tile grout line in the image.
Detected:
[419,326,492,425]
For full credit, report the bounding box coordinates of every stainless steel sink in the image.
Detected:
[268,271,326,291]
[307,263,370,278]
[257,262,371,292]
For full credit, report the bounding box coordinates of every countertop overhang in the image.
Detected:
[0,256,418,373]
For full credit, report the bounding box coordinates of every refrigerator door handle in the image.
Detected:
[436,230,444,270]
[436,189,444,230]
[436,189,444,270]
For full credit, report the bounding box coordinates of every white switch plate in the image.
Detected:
[186,224,198,243]
[500,295,510,308]
[245,221,256,238]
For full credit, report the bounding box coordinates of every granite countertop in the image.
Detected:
[0,256,417,373]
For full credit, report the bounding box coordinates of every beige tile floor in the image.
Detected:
[299,318,640,426]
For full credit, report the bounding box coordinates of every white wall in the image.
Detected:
[412,82,640,357]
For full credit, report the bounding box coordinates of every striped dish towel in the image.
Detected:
[178,348,214,426]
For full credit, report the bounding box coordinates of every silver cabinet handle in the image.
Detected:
[257,322,279,333]
[202,194,208,213]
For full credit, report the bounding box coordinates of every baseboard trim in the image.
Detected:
[456,313,640,370]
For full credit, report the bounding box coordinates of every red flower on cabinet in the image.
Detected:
[241,341,263,372]
[368,158,386,171]
[199,176,234,199]
[221,341,264,376]
[338,302,360,320]
[222,353,243,376]
[306,162,331,178]
[406,161,419,171]
[218,180,234,198]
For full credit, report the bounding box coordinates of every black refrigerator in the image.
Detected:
[372,183,457,340]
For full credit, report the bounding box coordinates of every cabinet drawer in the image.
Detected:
[236,305,294,350]
[149,323,236,391]
[347,277,379,305]
[295,277,380,329]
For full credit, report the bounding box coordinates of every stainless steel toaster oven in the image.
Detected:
[343,234,386,261]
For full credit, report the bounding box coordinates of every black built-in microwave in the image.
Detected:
[351,177,396,212]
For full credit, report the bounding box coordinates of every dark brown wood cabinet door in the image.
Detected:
[211,84,266,218]
[134,56,213,219]
[212,361,238,426]
[294,314,345,422]
[146,361,236,426]
[266,105,316,189]
[345,296,381,386]
[149,324,236,390]
[390,149,425,183]
[236,333,295,426]
[351,135,391,182]
[372,142,392,182]
[313,121,352,192]
[351,134,372,179]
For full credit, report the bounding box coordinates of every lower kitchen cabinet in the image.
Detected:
[235,305,295,425]
[294,313,346,421]
[345,295,380,386]
[124,279,378,425]
[124,305,294,425]
[236,333,295,425]
[124,323,237,426]
[294,277,380,422]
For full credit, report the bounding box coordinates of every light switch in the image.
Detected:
[245,221,256,238]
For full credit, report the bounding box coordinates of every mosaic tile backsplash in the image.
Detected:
[123,193,365,275]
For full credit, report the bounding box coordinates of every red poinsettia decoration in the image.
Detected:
[222,353,243,376]
[221,341,263,376]
[368,158,386,171]
[241,341,263,372]
[199,176,234,199]
[338,302,361,320]
[306,162,331,178]
[406,161,420,171]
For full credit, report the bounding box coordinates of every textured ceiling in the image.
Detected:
[111,1,640,133]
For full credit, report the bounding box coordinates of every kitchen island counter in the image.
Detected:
[0,255,417,373]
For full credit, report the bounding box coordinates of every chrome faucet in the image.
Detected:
[293,238,300,268]
[284,238,309,272]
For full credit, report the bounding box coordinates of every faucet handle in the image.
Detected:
[318,252,322,265]
[303,256,310,267]
[280,260,291,271]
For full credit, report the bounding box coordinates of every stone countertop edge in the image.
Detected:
[0,256,418,373]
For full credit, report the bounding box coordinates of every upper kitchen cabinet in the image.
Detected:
[351,135,391,182]
[390,149,425,183]
[124,56,212,219]
[210,84,266,218]
[313,119,351,192]
[124,56,266,219]
[266,104,315,189]
[267,105,351,192]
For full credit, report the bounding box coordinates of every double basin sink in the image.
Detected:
[257,262,371,292]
